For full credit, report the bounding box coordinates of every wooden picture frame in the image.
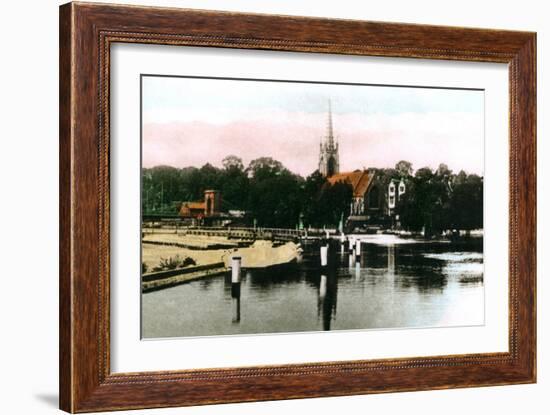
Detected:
[59,2,536,412]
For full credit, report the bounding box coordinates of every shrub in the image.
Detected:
[152,255,196,272]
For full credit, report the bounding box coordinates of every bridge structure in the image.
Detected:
[142,221,339,244]
[183,226,334,243]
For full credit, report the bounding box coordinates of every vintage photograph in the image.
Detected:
[140,75,484,338]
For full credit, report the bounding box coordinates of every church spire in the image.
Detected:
[326,99,335,149]
[318,99,340,177]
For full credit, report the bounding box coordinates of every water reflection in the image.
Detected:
[317,273,338,331]
[232,296,240,323]
[142,238,484,338]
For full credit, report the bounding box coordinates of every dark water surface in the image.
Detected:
[142,236,484,338]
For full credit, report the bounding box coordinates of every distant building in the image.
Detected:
[318,100,340,177]
[178,190,251,227]
[179,201,207,219]
[179,189,221,221]
[388,178,406,210]
[328,169,383,220]
[319,101,409,230]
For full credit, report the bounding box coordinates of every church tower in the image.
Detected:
[318,100,340,177]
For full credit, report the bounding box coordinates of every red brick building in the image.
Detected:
[179,189,221,220]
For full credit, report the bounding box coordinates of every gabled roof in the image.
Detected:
[181,201,205,210]
[327,170,374,197]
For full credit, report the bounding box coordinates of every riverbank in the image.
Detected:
[142,233,303,286]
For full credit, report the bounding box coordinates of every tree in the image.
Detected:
[448,172,483,232]
[436,163,452,178]
[395,160,413,177]
[246,158,302,228]
[302,170,326,227]
[142,165,184,213]
[397,166,452,236]
[320,181,353,227]
[247,157,286,180]
[220,157,248,210]
[222,155,244,172]
[397,165,483,236]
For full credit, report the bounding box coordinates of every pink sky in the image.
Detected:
[143,111,484,176]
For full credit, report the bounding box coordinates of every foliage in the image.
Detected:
[448,171,483,231]
[301,170,353,228]
[152,255,196,272]
[395,160,413,177]
[396,163,483,236]
[142,157,351,228]
[142,157,482,234]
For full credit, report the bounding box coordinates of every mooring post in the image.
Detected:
[355,239,361,263]
[231,256,242,283]
[348,236,354,254]
[231,256,242,298]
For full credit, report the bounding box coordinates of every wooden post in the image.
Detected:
[320,245,329,269]
[231,256,242,284]
[355,239,361,262]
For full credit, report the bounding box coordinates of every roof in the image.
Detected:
[181,201,205,210]
[327,170,374,197]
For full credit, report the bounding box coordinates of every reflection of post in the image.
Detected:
[387,245,395,275]
[320,244,328,269]
[318,273,338,331]
[348,253,355,269]
[232,296,241,323]
[319,275,327,299]
[355,261,361,280]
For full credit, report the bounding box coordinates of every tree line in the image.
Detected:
[381,161,483,236]
[142,155,350,228]
[142,156,483,234]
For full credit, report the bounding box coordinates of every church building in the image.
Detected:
[318,101,386,226]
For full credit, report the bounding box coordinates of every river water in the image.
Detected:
[142,236,484,338]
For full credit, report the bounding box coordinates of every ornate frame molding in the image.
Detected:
[60,2,536,412]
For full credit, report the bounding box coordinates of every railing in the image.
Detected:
[142,222,340,240]
[182,226,339,241]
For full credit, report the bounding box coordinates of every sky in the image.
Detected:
[142,75,484,176]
